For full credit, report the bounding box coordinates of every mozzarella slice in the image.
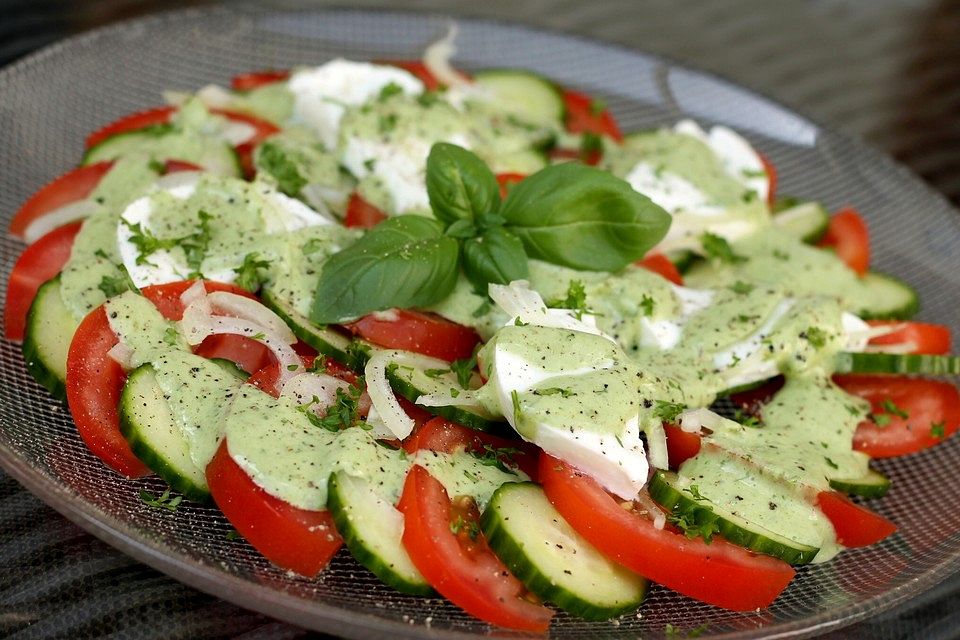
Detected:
[675,119,769,203]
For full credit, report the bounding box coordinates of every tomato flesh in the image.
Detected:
[381,60,444,91]
[835,374,960,457]
[398,465,553,631]
[343,192,388,229]
[495,172,526,199]
[816,491,896,547]
[344,309,480,362]
[206,440,342,576]
[5,221,82,341]
[637,253,684,285]
[759,153,777,206]
[539,455,794,611]
[231,70,291,91]
[85,106,177,150]
[867,321,951,355]
[818,207,870,276]
[9,163,113,238]
[562,89,623,142]
[663,423,702,469]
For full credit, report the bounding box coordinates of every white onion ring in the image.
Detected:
[23,200,99,244]
[678,407,726,434]
[422,24,472,89]
[106,341,137,370]
[364,350,415,440]
[645,420,669,470]
[207,291,295,344]
[280,372,349,411]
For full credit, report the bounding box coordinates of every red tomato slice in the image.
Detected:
[866,321,952,355]
[206,440,342,576]
[637,253,684,285]
[817,207,870,276]
[403,417,539,480]
[759,153,777,206]
[65,281,260,477]
[663,423,702,469]
[380,60,444,91]
[397,465,553,631]
[4,221,83,341]
[343,192,388,229]
[815,491,896,547]
[343,309,480,362]
[215,108,281,178]
[539,455,795,611]
[230,69,291,91]
[562,89,624,142]
[9,163,113,238]
[835,375,960,457]
[547,146,602,167]
[85,106,177,149]
[495,172,526,199]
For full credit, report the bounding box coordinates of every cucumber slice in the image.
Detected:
[82,126,242,177]
[472,69,565,126]
[327,471,432,595]
[119,364,210,501]
[383,351,507,432]
[481,482,646,620]
[648,471,819,565]
[667,249,699,274]
[834,352,960,376]
[22,276,80,401]
[829,468,891,499]
[260,287,374,370]
[856,271,920,320]
[772,201,830,244]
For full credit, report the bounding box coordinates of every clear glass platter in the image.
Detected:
[1,5,959,638]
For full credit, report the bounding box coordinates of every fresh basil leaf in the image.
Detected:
[445,219,478,239]
[310,216,459,323]
[426,143,500,227]
[500,163,671,271]
[462,227,529,290]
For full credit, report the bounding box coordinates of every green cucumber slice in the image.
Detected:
[82,126,242,177]
[472,69,565,126]
[21,276,80,401]
[856,271,919,320]
[383,351,507,432]
[828,468,890,499]
[834,352,960,376]
[260,287,374,370]
[648,471,819,565]
[327,471,432,595]
[772,201,830,244]
[481,482,647,620]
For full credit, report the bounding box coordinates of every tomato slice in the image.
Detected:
[539,455,794,611]
[637,253,684,285]
[9,162,113,238]
[815,491,896,547]
[231,69,291,91]
[4,221,83,341]
[562,89,624,142]
[835,374,960,457]
[343,192,388,229]
[343,309,480,362]
[817,207,870,276]
[65,281,261,477]
[397,465,553,631]
[403,417,539,480]
[380,60,444,91]
[495,172,526,199]
[206,440,342,576]
[663,423,702,469]
[866,320,952,355]
[85,106,177,150]
[759,153,777,206]
[217,109,281,178]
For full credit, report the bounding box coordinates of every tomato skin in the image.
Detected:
[637,253,684,285]
[231,69,291,91]
[818,207,870,276]
[344,309,481,362]
[816,491,896,547]
[343,192,388,229]
[867,321,951,355]
[65,281,262,477]
[403,417,539,480]
[85,106,177,149]
[381,60,443,91]
[4,221,83,341]
[562,89,623,142]
[215,109,281,178]
[397,465,553,631]
[759,153,777,206]
[539,455,795,611]
[835,375,960,457]
[495,172,526,199]
[206,440,342,577]
[9,163,113,237]
[663,423,701,469]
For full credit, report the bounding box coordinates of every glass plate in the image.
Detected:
[1,6,959,639]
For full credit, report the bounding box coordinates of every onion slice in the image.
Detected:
[364,350,415,440]
[207,291,295,344]
[644,420,669,470]
[422,23,472,89]
[280,372,349,411]
[488,280,615,342]
[678,407,726,434]
[106,341,137,370]
[23,199,99,244]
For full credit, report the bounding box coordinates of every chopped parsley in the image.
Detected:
[378,81,403,101]
[730,280,754,295]
[533,387,575,398]
[471,297,493,318]
[654,400,687,423]
[303,238,327,255]
[256,142,306,196]
[803,327,828,349]
[579,131,603,157]
[667,505,718,543]
[225,529,243,541]
[701,232,746,264]
[310,378,366,431]
[733,409,763,428]
[870,413,892,427]
[881,398,909,419]
[139,488,182,512]
[97,269,137,298]
[449,354,478,389]
[741,168,767,179]
[180,210,214,278]
[233,252,271,293]
[772,248,790,261]
[640,294,655,317]
[550,279,593,320]
[511,389,523,424]
[685,485,707,501]
[469,443,522,475]
[162,326,181,346]
[588,97,607,116]
[378,112,399,134]
[450,515,480,541]
[824,456,839,470]
[931,421,946,439]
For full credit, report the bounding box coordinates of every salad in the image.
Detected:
[5,31,960,632]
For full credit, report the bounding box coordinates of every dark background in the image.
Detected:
[1,1,959,638]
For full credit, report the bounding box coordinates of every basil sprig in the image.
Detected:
[310,143,670,324]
